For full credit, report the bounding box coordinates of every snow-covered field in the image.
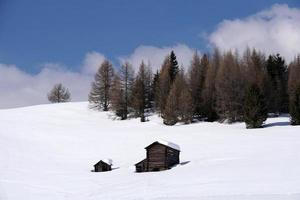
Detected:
[1,102,300,200]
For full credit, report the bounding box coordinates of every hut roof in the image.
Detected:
[145,140,180,151]
[135,158,147,166]
[94,159,113,166]
[102,158,113,165]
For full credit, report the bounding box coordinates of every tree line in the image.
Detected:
[48,48,300,128]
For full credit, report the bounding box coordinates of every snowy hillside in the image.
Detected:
[1,102,300,200]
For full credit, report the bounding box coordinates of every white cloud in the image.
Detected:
[0,63,94,109]
[0,45,197,109]
[0,51,111,109]
[82,51,106,74]
[119,44,196,72]
[209,4,300,62]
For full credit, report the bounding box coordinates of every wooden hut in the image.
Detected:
[94,159,112,172]
[135,159,147,172]
[135,140,180,172]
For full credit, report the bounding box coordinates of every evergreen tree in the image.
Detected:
[47,83,71,103]
[244,84,268,128]
[157,51,180,115]
[289,84,300,125]
[132,61,152,122]
[288,56,300,125]
[202,48,220,122]
[169,51,179,83]
[88,60,114,111]
[266,54,288,114]
[288,56,300,99]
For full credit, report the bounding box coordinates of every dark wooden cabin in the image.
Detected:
[135,140,180,172]
[94,159,112,172]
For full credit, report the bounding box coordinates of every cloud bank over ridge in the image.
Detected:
[0,44,195,108]
[209,4,300,62]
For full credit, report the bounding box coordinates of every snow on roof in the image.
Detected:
[102,159,113,165]
[156,139,180,151]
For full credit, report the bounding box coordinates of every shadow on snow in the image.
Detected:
[263,121,290,128]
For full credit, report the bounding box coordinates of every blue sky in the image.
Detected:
[0,0,299,73]
[1,1,300,108]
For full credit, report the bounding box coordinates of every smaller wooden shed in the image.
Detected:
[94,159,113,172]
[135,159,147,173]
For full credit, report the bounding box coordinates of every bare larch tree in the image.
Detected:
[88,60,114,111]
[119,62,135,119]
[47,83,71,103]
